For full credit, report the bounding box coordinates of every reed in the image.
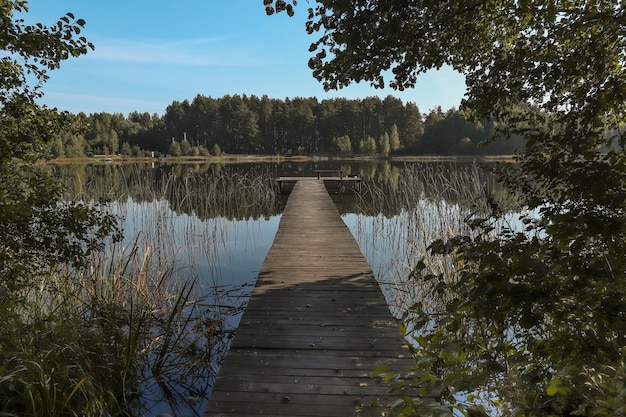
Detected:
[0,237,227,417]
[52,163,282,221]
[158,166,282,220]
[1,165,282,416]
[354,162,516,317]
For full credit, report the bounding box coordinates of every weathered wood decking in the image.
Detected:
[205,179,413,417]
[276,176,363,193]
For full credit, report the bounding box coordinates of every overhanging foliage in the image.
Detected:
[266,1,626,415]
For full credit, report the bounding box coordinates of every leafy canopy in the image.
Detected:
[0,0,116,299]
[266,1,626,416]
[266,0,626,141]
[1,0,94,161]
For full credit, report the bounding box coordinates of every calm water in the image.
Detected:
[53,159,503,416]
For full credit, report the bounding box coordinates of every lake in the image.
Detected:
[51,158,505,416]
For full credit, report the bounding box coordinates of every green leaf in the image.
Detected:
[371,365,390,378]
[546,378,569,396]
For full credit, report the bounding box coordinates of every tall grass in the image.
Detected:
[0,239,229,417]
[51,163,283,221]
[159,167,281,220]
[353,162,518,317]
[1,165,281,416]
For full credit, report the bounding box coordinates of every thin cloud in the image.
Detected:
[85,36,271,67]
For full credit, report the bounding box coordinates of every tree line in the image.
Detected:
[49,94,524,158]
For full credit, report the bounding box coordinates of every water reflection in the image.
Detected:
[109,197,281,416]
[50,159,509,416]
[347,162,518,319]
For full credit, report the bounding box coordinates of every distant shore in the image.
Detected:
[43,154,517,165]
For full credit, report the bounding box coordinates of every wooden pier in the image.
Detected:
[205,179,412,417]
[275,172,362,193]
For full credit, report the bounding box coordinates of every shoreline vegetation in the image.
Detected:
[43,153,518,166]
[4,0,624,416]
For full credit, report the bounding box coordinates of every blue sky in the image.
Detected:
[24,0,466,116]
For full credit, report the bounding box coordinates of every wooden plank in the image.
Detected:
[276,176,361,181]
[275,176,362,193]
[205,179,412,417]
[214,351,412,369]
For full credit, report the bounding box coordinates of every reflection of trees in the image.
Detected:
[47,161,515,219]
[161,168,284,221]
[49,163,285,220]
[356,163,518,218]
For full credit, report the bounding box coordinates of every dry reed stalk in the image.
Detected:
[354,162,509,317]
